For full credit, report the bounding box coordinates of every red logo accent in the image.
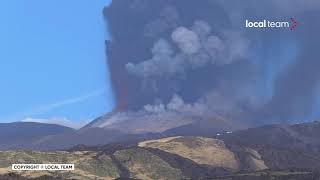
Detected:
[290,18,298,30]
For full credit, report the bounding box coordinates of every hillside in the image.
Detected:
[1,126,320,179]
[0,151,119,179]
[218,122,320,171]
[139,136,240,170]
[0,122,74,151]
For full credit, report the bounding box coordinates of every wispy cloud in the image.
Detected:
[25,88,106,117]
[2,88,106,122]
[21,117,90,129]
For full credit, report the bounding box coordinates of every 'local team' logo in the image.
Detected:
[245,18,298,30]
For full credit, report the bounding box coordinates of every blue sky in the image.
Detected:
[0,0,114,127]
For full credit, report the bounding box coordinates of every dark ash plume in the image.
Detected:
[87,0,320,133]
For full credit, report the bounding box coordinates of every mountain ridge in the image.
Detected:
[1,127,320,179]
[0,122,74,151]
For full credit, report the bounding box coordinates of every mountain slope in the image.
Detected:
[2,121,320,180]
[0,122,74,151]
[29,127,157,151]
[0,151,120,179]
[218,122,320,171]
[139,136,240,170]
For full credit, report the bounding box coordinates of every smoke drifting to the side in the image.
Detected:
[92,0,320,133]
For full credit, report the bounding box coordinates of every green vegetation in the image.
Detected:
[0,136,317,180]
[114,148,183,180]
[139,136,239,170]
[0,151,120,179]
